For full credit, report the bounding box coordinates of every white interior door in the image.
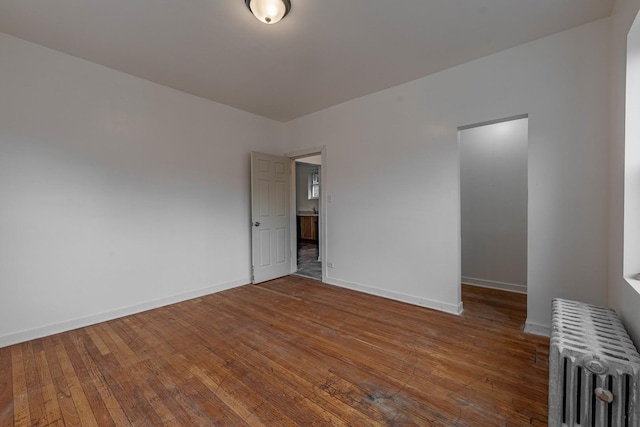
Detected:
[251,152,291,284]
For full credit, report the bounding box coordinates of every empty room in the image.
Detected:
[2,0,640,425]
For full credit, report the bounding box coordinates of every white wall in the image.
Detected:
[295,162,320,212]
[0,33,283,347]
[460,118,528,293]
[0,14,619,346]
[285,19,610,331]
[609,0,640,345]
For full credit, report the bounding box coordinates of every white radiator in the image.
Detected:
[550,298,640,427]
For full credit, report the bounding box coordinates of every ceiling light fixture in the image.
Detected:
[245,0,291,25]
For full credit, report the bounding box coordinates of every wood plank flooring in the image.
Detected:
[0,277,549,426]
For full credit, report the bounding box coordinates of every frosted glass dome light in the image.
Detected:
[245,0,291,24]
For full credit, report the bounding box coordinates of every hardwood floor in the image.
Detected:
[0,277,549,426]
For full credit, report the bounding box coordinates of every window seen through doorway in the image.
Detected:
[308,170,319,199]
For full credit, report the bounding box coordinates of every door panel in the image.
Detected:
[276,227,286,263]
[259,229,271,267]
[276,181,286,216]
[251,152,291,283]
[258,180,270,216]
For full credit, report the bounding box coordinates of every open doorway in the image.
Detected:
[459,116,529,299]
[294,155,322,280]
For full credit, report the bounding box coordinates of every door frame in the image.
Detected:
[457,114,529,319]
[286,145,327,282]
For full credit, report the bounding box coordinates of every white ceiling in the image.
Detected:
[0,0,614,122]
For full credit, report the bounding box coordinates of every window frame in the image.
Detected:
[308,170,320,200]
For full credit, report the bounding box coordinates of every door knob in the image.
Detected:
[253,222,260,227]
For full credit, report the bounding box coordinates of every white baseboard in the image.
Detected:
[325,277,464,316]
[462,276,527,294]
[0,278,249,349]
[524,319,551,337]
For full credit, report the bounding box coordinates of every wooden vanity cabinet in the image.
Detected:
[299,216,318,241]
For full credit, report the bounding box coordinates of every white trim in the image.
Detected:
[287,145,327,281]
[286,146,325,160]
[524,319,551,337]
[0,278,248,349]
[458,113,529,131]
[325,277,464,315]
[624,277,640,295]
[461,276,527,294]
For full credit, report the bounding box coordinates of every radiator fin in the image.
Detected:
[550,299,640,427]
